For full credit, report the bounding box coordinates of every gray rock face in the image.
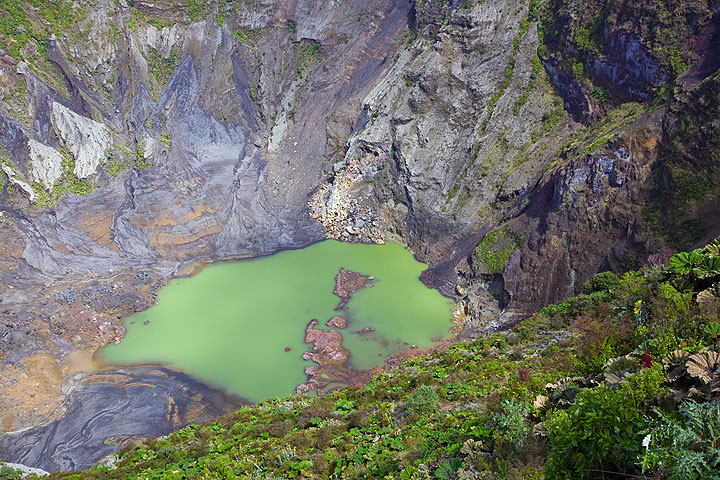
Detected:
[0,368,245,472]
[309,1,574,265]
[0,0,415,469]
[1,0,413,275]
[27,138,63,188]
[591,32,670,100]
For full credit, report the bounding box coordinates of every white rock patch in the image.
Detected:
[2,163,36,201]
[27,138,63,188]
[268,82,298,152]
[51,102,111,179]
[142,134,156,163]
[1,462,49,477]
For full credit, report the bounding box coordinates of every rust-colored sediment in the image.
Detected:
[0,353,65,431]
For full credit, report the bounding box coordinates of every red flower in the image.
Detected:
[642,348,653,368]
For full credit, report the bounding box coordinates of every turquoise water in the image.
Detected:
[99,240,453,402]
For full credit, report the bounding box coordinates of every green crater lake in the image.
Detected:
[100,240,454,403]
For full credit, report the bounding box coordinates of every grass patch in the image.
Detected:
[104,155,125,178]
[232,26,267,49]
[186,0,209,22]
[145,46,178,86]
[295,41,322,80]
[473,225,526,274]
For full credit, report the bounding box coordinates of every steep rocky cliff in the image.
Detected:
[0,0,415,436]
[0,0,719,471]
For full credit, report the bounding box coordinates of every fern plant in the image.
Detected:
[435,457,463,480]
[705,322,720,345]
[641,400,720,479]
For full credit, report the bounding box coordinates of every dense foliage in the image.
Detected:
[16,239,712,479]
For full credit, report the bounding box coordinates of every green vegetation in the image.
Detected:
[581,271,620,295]
[135,144,152,170]
[473,226,526,274]
[186,0,209,22]
[479,12,533,134]
[565,101,646,156]
[129,7,174,31]
[0,465,20,480]
[108,24,122,44]
[539,0,708,98]
[589,86,610,103]
[530,98,565,144]
[0,0,82,61]
[40,237,720,480]
[2,79,25,105]
[295,41,322,81]
[216,0,235,28]
[492,399,530,451]
[505,90,567,171]
[573,12,606,57]
[61,156,93,196]
[159,131,171,148]
[145,47,178,87]
[232,26,267,49]
[513,57,543,116]
[545,381,651,479]
[641,400,720,479]
[0,0,80,97]
[400,27,415,47]
[406,385,439,416]
[28,154,94,209]
[30,182,54,208]
[643,76,720,250]
[104,155,125,178]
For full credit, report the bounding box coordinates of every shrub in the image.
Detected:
[581,271,620,295]
[589,87,611,103]
[472,226,525,274]
[657,282,692,315]
[706,322,720,344]
[0,466,20,480]
[545,385,647,479]
[619,364,667,405]
[565,294,595,317]
[334,398,355,415]
[406,385,439,416]
[641,400,720,479]
[492,399,530,451]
